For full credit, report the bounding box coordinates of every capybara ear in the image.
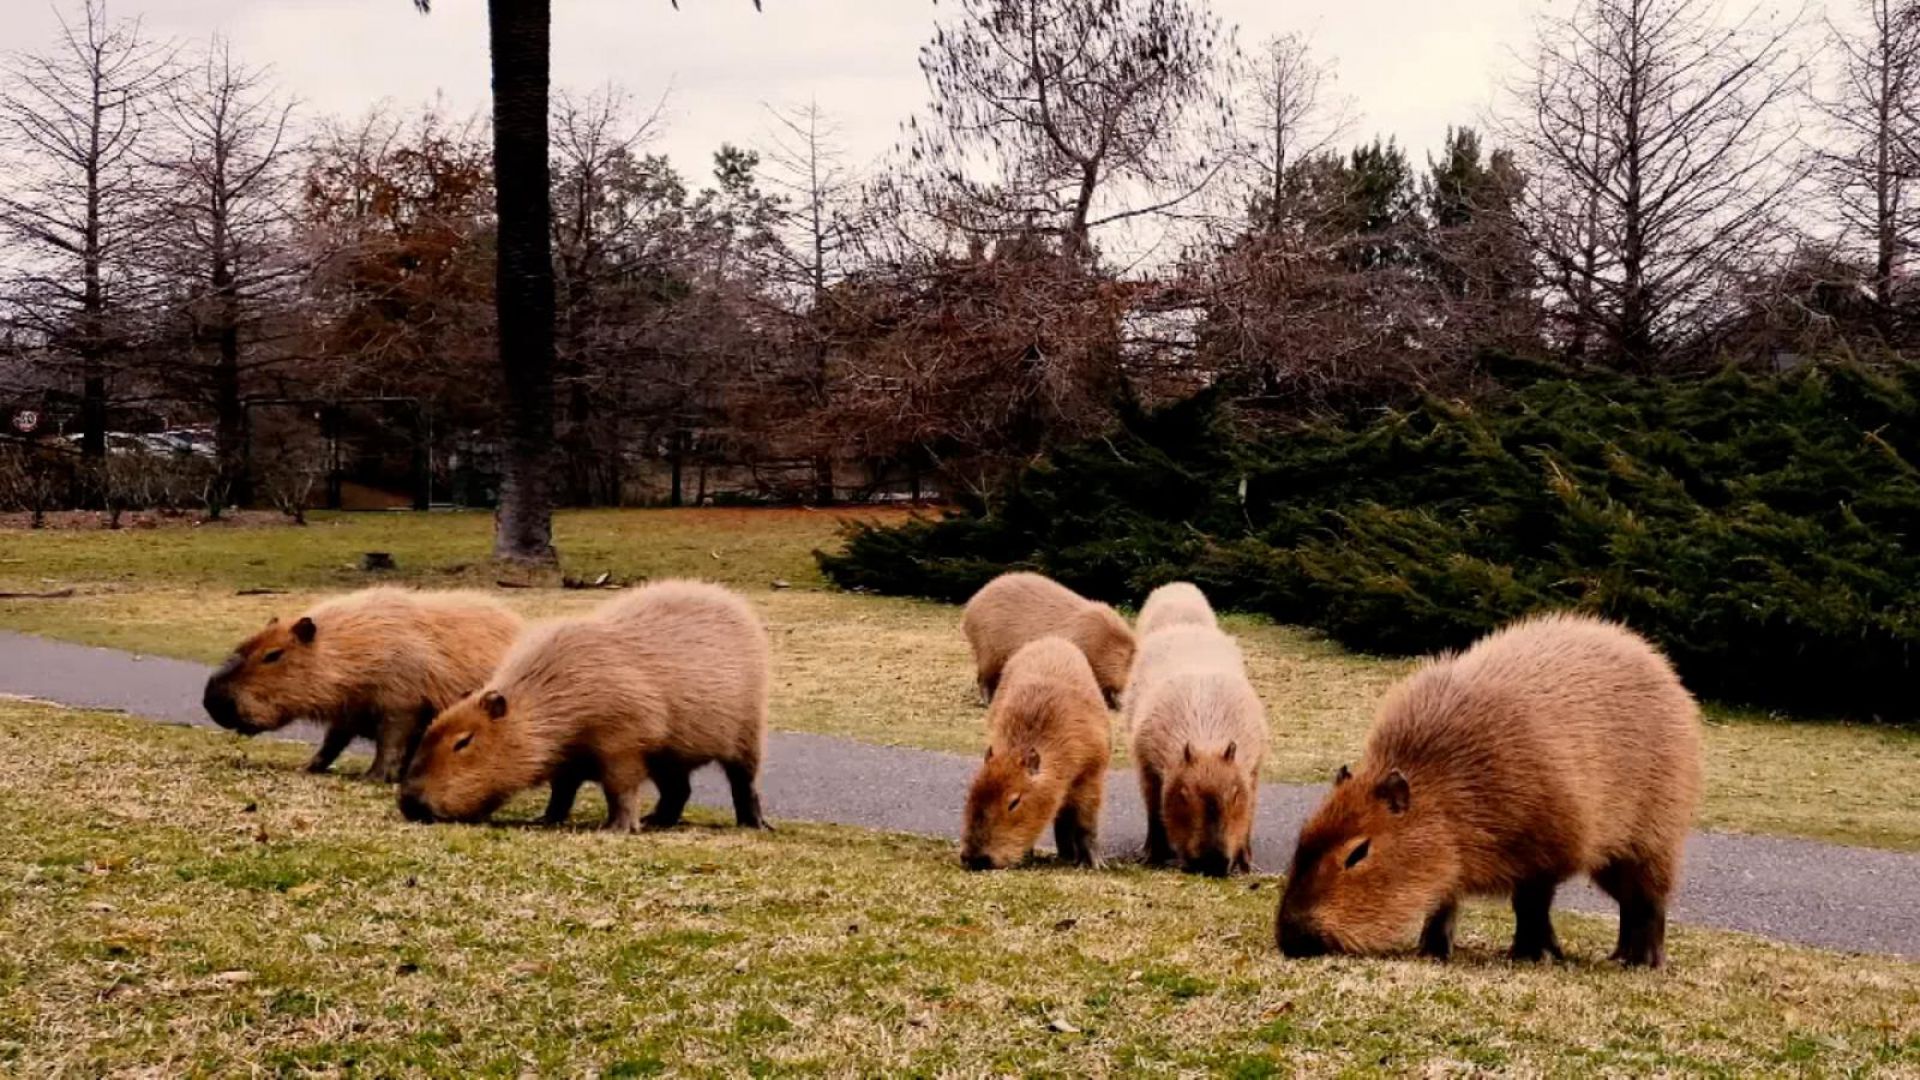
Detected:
[1022,747,1041,775]
[292,617,317,644]
[1375,769,1411,814]
[1334,764,1352,785]
[1223,741,1238,764]
[482,690,508,720]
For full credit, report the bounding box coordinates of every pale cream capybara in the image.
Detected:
[961,572,1135,707]
[961,637,1111,870]
[1135,581,1217,638]
[399,580,771,832]
[1276,613,1702,967]
[1127,623,1269,876]
[202,588,522,782]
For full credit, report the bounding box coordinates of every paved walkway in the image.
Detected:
[2,629,1917,959]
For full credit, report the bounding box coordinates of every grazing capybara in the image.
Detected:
[1275,613,1702,968]
[961,572,1135,707]
[961,637,1111,870]
[398,580,771,832]
[202,588,522,782]
[1127,625,1268,876]
[1135,582,1217,638]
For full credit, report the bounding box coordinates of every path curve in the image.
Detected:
[2,630,1916,959]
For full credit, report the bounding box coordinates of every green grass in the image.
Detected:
[3,509,1920,852]
[0,699,1915,1076]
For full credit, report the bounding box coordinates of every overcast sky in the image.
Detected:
[13,0,1545,183]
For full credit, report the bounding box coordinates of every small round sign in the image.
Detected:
[11,409,39,434]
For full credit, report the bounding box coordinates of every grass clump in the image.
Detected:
[0,698,1916,1075]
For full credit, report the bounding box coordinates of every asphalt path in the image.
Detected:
[2,629,1916,959]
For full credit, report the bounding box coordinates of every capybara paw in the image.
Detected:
[304,759,333,775]
[1509,941,1565,964]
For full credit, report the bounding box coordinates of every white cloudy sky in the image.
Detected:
[13,0,1546,182]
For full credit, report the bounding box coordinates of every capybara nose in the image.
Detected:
[398,791,435,824]
[962,853,996,872]
[1277,919,1330,959]
[202,681,240,730]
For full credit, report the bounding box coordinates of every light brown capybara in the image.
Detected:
[1135,582,1217,638]
[961,572,1135,708]
[398,580,771,832]
[202,588,522,782]
[1127,624,1268,876]
[961,637,1111,870]
[1275,613,1702,967]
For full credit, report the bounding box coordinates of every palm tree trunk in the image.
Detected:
[488,0,558,565]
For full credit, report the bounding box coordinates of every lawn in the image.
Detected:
[2,508,1919,853]
[0,698,1914,1076]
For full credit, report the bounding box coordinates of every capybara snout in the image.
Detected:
[202,654,246,731]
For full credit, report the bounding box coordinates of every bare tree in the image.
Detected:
[1503,0,1807,367]
[0,0,176,472]
[1240,32,1354,233]
[1815,0,1920,323]
[909,0,1239,260]
[151,36,298,504]
[758,100,861,502]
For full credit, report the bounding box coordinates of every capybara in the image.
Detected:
[961,637,1110,870]
[1135,582,1217,638]
[398,580,771,832]
[961,572,1135,707]
[202,588,522,782]
[1275,613,1702,967]
[1127,624,1268,876]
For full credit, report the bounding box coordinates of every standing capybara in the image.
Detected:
[1275,613,1702,967]
[961,637,1111,870]
[1135,582,1217,638]
[398,580,771,832]
[961,572,1135,707]
[1127,624,1269,876]
[202,588,522,782]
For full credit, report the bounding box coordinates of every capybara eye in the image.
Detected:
[1007,795,1022,812]
[261,649,284,664]
[453,732,474,753]
[1345,839,1371,869]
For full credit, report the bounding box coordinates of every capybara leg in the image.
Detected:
[601,759,652,833]
[722,759,769,830]
[1418,901,1459,961]
[1595,859,1670,968]
[1053,797,1101,869]
[1509,878,1565,962]
[542,764,587,826]
[1140,768,1173,866]
[305,722,356,775]
[366,714,415,784]
[641,756,692,830]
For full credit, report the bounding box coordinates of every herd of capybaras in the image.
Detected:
[200,570,1702,969]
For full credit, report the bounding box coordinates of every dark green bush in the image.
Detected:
[817,361,1920,722]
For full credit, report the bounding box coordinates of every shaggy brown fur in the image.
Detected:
[1276,613,1702,968]
[961,572,1135,707]
[399,580,771,833]
[1126,624,1268,876]
[202,588,521,782]
[1135,582,1217,638]
[961,637,1111,870]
